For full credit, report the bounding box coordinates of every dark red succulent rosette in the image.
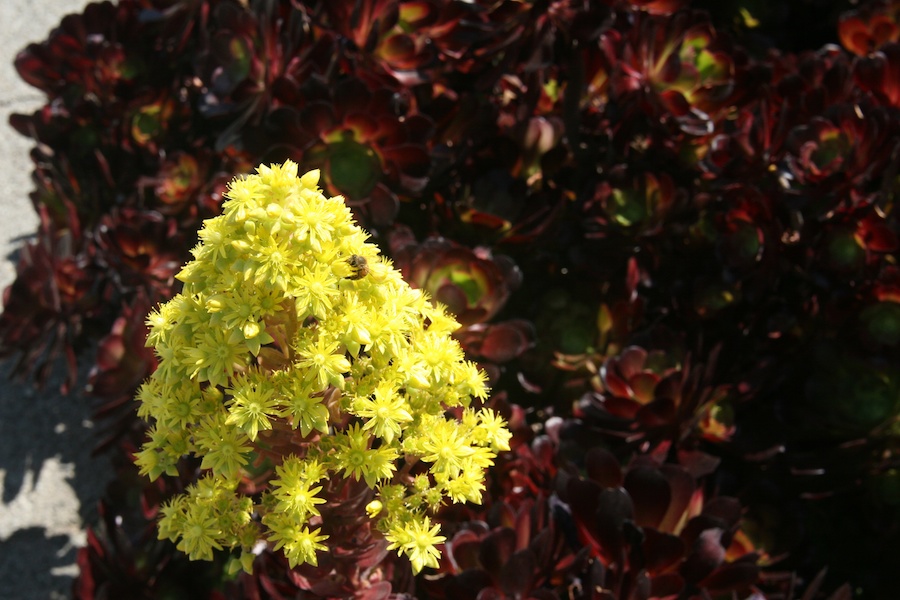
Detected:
[13,0,148,102]
[244,75,432,228]
[783,116,855,187]
[312,0,445,86]
[772,45,856,125]
[591,345,684,419]
[838,0,900,56]
[780,104,899,210]
[572,342,733,450]
[709,46,854,183]
[192,0,341,148]
[93,208,185,296]
[140,151,205,214]
[0,202,98,393]
[607,8,736,140]
[557,448,762,600]
[581,169,681,238]
[709,185,779,274]
[138,151,238,223]
[390,231,521,326]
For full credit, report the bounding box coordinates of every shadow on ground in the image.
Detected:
[0,528,77,599]
[0,352,114,596]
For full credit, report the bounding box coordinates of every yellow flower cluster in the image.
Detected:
[134,161,511,574]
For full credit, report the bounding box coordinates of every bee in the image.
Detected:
[346,254,370,280]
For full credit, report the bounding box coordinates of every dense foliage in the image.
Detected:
[4,0,900,598]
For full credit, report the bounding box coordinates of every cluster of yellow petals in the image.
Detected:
[134,161,510,574]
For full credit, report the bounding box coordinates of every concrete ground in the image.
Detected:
[0,2,113,598]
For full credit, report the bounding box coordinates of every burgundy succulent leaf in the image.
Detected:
[316,0,399,53]
[855,42,900,108]
[454,320,535,367]
[2,0,245,392]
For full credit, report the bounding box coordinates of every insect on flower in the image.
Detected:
[346,254,369,280]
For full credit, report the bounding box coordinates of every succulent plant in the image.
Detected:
[8,0,900,598]
[839,0,900,56]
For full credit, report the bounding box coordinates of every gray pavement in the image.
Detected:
[0,2,114,598]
